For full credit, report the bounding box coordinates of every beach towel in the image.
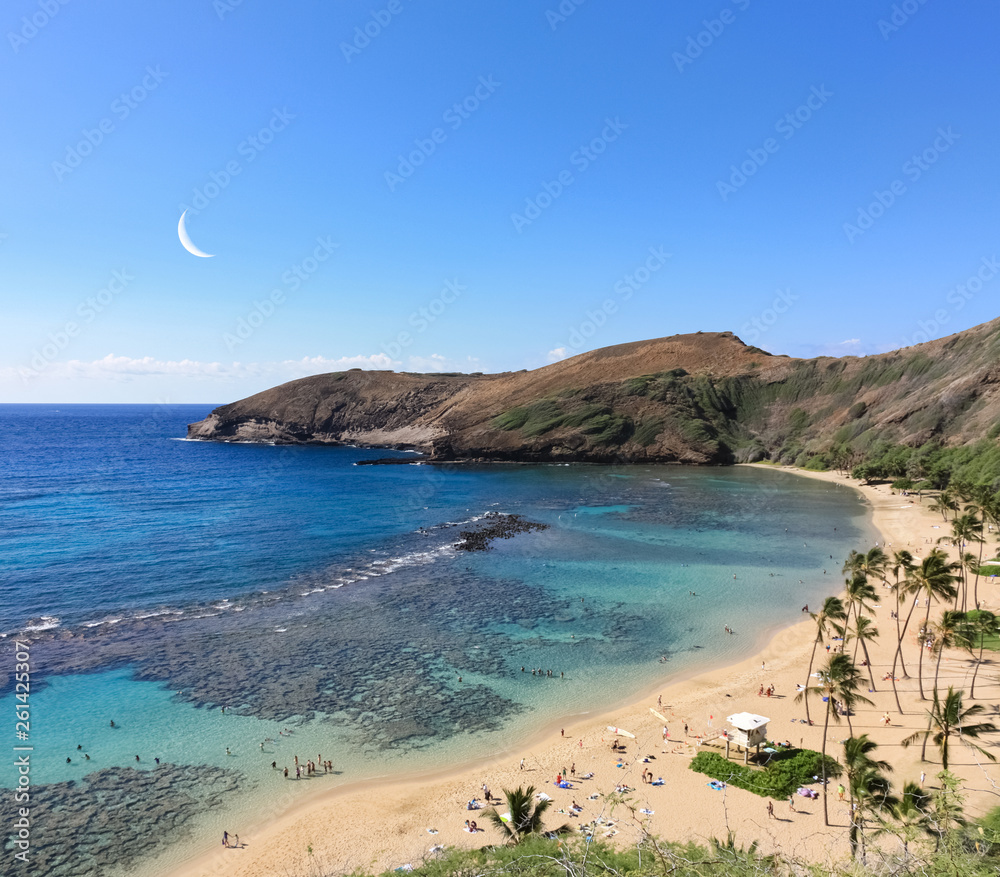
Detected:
[707,781,726,791]
[640,808,655,815]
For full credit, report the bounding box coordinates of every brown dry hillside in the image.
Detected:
[187,320,1000,464]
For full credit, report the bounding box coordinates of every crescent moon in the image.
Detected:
[177,209,215,258]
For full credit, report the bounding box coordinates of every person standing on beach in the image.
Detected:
[767,801,774,819]
[788,795,795,812]
[222,831,229,848]
[519,758,525,770]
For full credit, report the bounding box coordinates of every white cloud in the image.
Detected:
[1,353,401,384]
[547,346,568,362]
[838,338,861,346]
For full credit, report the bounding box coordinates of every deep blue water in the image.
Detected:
[0,404,876,877]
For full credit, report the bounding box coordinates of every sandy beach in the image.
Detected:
[171,465,1000,877]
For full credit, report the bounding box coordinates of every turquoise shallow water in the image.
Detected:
[0,406,875,877]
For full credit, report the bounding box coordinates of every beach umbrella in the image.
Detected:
[607,725,635,738]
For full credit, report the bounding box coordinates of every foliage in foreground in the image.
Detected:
[338,828,1000,877]
[689,748,841,799]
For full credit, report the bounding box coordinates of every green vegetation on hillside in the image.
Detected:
[844,438,1000,490]
[492,399,635,446]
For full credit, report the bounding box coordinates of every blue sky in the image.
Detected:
[2,0,998,403]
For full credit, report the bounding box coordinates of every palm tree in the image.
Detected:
[853,615,879,692]
[902,687,999,770]
[938,512,982,610]
[843,734,895,861]
[844,575,877,663]
[955,609,998,699]
[889,551,917,702]
[928,611,964,695]
[802,596,846,724]
[796,654,874,826]
[962,556,986,610]
[901,550,959,700]
[929,490,958,522]
[963,486,997,609]
[485,786,560,844]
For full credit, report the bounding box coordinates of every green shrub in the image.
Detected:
[689,748,839,800]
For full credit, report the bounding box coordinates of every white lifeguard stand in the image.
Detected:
[725,712,770,764]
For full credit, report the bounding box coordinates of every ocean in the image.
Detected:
[0,404,874,877]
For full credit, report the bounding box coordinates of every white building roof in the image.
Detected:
[726,712,770,731]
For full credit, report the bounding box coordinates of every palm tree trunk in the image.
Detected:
[920,713,931,763]
[918,600,932,700]
[821,700,831,826]
[804,636,819,724]
[890,596,919,715]
[898,596,920,679]
[972,638,984,699]
[932,643,945,695]
[894,591,905,674]
[842,600,855,654]
[974,539,984,609]
[861,637,876,691]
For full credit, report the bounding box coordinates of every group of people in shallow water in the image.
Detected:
[282,753,332,779]
[521,667,564,678]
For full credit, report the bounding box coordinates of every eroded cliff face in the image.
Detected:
[187,321,1000,464]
